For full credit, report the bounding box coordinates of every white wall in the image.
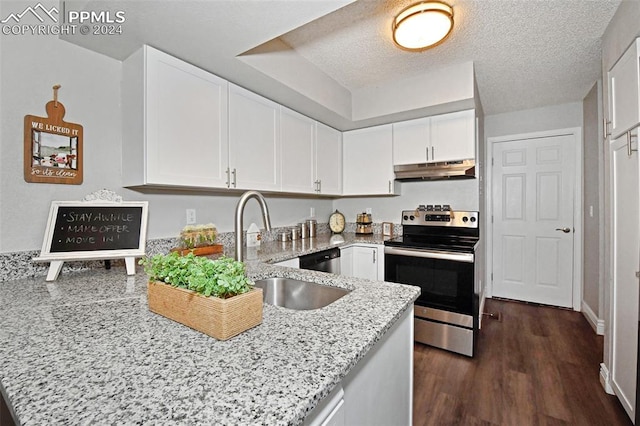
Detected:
[483,102,584,312]
[582,81,603,320]
[0,0,333,253]
[333,179,480,224]
[485,102,583,139]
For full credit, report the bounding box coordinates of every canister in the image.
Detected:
[306,219,317,238]
[299,222,309,239]
[291,226,301,240]
[278,230,292,242]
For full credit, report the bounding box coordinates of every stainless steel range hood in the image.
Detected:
[394,159,476,181]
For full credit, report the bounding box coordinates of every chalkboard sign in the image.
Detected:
[50,206,143,252]
[34,200,148,281]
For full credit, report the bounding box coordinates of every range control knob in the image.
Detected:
[409,215,415,220]
[403,215,409,220]
[470,217,476,223]
[462,216,468,222]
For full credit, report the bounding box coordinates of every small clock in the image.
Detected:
[329,209,346,234]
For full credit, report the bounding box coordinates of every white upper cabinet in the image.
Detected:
[430,109,475,162]
[609,38,640,139]
[228,84,281,191]
[280,107,316,194]
[122,45,229,188]
[343,124,397,196]
[315,123,343,195]
[392,117,430,165]
[392,109,475,165]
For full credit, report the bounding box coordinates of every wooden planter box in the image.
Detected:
[147,281,263,340]
[170,244,224,256]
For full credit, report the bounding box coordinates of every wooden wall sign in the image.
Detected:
[24,85,83,184]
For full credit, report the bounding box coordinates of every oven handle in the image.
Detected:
[384,246,474,263]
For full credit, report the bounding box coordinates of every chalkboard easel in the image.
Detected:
[34,200,149,281]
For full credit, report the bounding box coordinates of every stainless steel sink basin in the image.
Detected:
[254,277,350,310]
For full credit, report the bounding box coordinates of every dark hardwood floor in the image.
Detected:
[413,298,633,426]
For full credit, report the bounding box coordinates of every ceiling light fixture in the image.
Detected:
[393,1,454,51]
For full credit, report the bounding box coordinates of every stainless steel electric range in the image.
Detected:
[384,204,479,357]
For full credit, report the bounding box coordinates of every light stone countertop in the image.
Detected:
[0,233,419,425]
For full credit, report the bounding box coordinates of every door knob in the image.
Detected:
[555,227,571,233]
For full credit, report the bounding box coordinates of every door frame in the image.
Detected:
[485,127,583,311]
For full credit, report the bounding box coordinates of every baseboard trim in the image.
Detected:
[600,363,615,395]
[581,301,605,335]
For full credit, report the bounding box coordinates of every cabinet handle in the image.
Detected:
[318,180,322,193]
[627,130,638,157]
[373,249,376,264]
[232,168,237,188]
[603,118,611,140]
[426,146,429,161]
[225,167,230,188]
[432,146,434,160]
[388,180,392,194]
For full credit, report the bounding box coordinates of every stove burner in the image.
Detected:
[419,204,452,212]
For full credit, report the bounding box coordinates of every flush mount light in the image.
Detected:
[393,1,454,51]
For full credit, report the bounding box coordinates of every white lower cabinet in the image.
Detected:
[304,386,345,426]
[340,244,383,281]
[305,307,413,426]
[273,257,300,268]
[352,246,378,280]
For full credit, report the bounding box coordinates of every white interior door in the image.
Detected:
[492,134,576,307]
[610,131,639,420]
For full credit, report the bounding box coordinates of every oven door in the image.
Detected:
[384,246,474,316]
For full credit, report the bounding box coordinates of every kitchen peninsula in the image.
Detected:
[0,235,419,425]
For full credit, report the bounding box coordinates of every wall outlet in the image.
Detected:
[186,209,196,224]
[366,208,372,214]
[310,207,315,218]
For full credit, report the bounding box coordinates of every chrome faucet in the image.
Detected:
[234,190,272,261]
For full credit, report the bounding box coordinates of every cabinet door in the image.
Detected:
[343,125,395,196]
[281,107,315,194]
[429,109,475,162]
[273,257,300,268]
[352,246,378,281]
[229,84,280,191]
[609,39,640,139]
[316,123,343,195]
[340,247,354,277]
[610,130,639,420]
[392,117,430,165]
[144,46,229,188]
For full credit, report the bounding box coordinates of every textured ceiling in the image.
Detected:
[59,0,620,126]
[280,0,620,115]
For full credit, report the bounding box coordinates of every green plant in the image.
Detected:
[179,224,217,249]
[139,252,253,299]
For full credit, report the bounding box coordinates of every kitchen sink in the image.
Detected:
[253,277,351,310]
